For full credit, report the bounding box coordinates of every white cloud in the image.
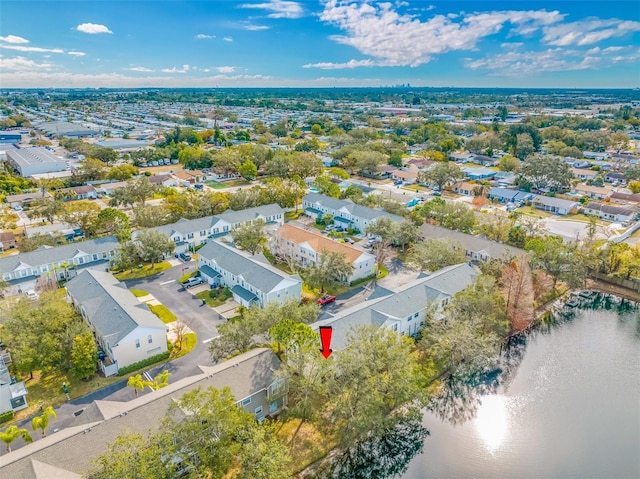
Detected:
[160,64,190,73]
[0,35,29,44]
[542,18,640,46]
[202,68,210,72]
[68,51,86,57]
[224,36,233,42]
[465,48,604,76]
[0,45,65,54]
[216,66,236,73]
[124,66,155,72]
[76,23,113,34]
[0,56,55,71]
[303,59,375,69]
[318,1,565,67]
[501,42,523,49]
[196,34,214,39]
[244,24,270,31]
[239,0,304,19]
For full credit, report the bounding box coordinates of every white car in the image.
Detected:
[25,290,39,301]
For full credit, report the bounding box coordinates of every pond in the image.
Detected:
[402,295,640,479]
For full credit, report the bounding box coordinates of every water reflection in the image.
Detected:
[474,395,508,453]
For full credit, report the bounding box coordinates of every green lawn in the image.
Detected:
[130,289,150,297]
[113,261,172,281]
[196,287,232,307]
[285,210,303,221]
[171,332,197,359]
[148,303,178,324]
[205,180,227,189]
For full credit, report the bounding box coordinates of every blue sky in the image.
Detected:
[1,1,639,88]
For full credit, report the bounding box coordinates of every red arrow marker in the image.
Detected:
[319,326,333,359]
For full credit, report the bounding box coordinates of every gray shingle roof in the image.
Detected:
[585,202,636,215]
[0,349,280,479]
[0,236,118,275]
[303,193,404,223]
[198,241,298,294]
[532,195,579,209]
[420,224,524,261]
[218,203,285,225]
[65,270,165,345]
[152,216,222,237]
[315,263,479,349]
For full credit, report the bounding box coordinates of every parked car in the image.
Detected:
[393,180,403,186]
[25,290,39,301]
[432,191,442,196]
[343,237,354,244]
[178,252,192,261]
[317,294,337,306]
[182,277,204,289]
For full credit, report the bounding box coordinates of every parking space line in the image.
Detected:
[160,280,176,285]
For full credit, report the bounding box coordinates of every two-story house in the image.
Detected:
[0,236,119,292]
[65,270,168,377]
[271,224,375,284]
[197,240,302,307]
[149,204,285,253]
[313,263,479,349]
[302,193,403,232]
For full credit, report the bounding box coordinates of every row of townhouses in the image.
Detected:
[65,270,169,377]
[0,349,287,479]
[302,192,404,230]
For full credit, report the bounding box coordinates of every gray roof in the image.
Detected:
[37,122,96,136]
[585,202,636,215]
[303,193,404,223]
[218,203,285,225]
[152,216,222,237]
[5,191,52,203]
[198,240,299,294]
[420,223,524,260]
[23,222,77,238]
[532,195,579,209]
[6,148,65,167]
[65,270,165,345]
[0,349,280,479]
[488,187,532,202]
[0,236,119,275]
[314,263,479,349]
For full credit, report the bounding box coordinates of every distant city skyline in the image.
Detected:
[1,1,639,89]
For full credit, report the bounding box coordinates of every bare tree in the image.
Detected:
[500,255,535,334]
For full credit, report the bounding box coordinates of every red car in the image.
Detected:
[317,294,337,306]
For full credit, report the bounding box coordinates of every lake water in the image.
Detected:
[403,298,640,479]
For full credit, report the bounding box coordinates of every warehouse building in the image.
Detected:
[5,147,67,177]
[37,121,97,138]
[0,130,22,144]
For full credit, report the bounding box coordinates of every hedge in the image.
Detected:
[117,351,170,376]
[0,410,14,424]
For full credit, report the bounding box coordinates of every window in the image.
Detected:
[255,406,263,415]
[187,233,194,239]
[240,397,251,406]
[407,316,412,322]
[148,334,153,344]
[269,401,279,414]
[414,312,419,318]
[135,339,140,348]
[93,254,98,261]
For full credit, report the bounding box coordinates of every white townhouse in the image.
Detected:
[149,204,285,253]
[302,192,404,232]
[0,236,119,290]
[313,263,479,349]
[583,202,637,223]
[271,224,375,284]
[66,270,168,377]
[197,240,302,308]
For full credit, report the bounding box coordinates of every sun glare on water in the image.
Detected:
[474,395,509,453]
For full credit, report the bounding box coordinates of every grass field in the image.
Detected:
[113,262,171,281]
[148,303,178,324]
[130,289,150,297]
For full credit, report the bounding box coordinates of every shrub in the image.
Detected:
[117,351,170,376]
[0,410,14,424]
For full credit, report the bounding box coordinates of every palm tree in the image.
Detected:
[0,425,33,452]
[127,374,148,398]
[32,406,57,438]
[151,370,170,390]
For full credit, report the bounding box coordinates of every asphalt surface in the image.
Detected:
[0,263,225,455]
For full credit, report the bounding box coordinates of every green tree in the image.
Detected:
[135,229,175,267]
[518,154,573,191]
[127,374,149,398]
[514,133,535,159]
[107,164,138,181]
[0,425,33,453]
[230,218,265,255]
[151,370,171,390]
[420,199,477,232]
[628,181,640,194]
[31,406,57,438]
[329,327,426,446]
[418,161,464,191]
[75,157,108,181]
[497,154,520,172]
[70,332,98,380]
[95,208,131,242]
[526,236,585,289]
[393,220,422,253]
[26,197,65,224]
[406,239,466,272]
[238,159,258,181]
[234,423,292,479]
[305,250,355,292]
[111,177,158,208]
[61,200,101,236]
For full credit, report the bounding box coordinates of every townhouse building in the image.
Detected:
[197,240,302,307]
[66,270,168,377]
[271,224,375,284]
